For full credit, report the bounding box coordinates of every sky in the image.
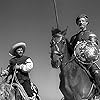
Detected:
[0,0,100,100]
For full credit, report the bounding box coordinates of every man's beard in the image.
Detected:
[79,24,85,30]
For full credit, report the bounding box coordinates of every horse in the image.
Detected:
[50,29,100,100]
[0,71,41,100]
[0,80,15,100]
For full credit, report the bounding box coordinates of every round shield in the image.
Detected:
[74,40,99,64]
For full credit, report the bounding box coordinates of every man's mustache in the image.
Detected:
[79,23,82,26]
[19,52,23,54]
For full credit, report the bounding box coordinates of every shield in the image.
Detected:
[74,40,100,64]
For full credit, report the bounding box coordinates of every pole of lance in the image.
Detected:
[52,0,59,29]
[51,0,68,35]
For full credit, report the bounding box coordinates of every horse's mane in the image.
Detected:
[0,82,15,100]
[65,38,73,57]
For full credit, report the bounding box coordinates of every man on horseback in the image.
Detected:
[1,42,36,100]
[69,14,100,93]
[50,14,100,99]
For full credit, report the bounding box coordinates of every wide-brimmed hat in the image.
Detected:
[9,42,26,56]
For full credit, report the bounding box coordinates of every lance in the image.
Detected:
[52,0,59,29]
[51,0,68,35]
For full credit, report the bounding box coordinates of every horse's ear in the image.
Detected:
[61,26,68,36]
[51,27,61,36]
[62,31,67,36]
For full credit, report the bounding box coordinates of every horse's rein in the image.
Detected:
[10,64,17,90]
[9,64,29,100]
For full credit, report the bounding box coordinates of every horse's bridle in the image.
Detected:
[51,33,66,63]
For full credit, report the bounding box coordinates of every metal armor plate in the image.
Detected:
[74,40,99,64]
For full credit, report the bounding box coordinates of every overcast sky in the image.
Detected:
[0,0,100,100]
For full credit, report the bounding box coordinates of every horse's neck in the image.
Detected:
[61,39,72,66]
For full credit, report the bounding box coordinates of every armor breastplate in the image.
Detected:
[74,30,99,64]
[74,40,99,64]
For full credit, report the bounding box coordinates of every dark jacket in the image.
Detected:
[8,55,30,83]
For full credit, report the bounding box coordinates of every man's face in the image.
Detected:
[78,17,88,29]
[16,47,24,56]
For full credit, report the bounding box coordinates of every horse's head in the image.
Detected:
[50,28,72,68]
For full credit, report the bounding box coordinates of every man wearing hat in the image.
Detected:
[51,14,100,95]
[69,14,100,93]
[1,42,35,99]
[70,14,99,55]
